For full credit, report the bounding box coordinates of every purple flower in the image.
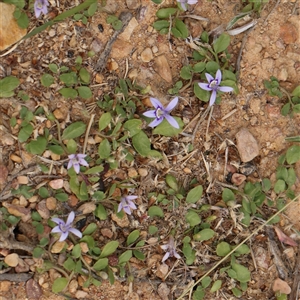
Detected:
[143,97,179,128]
[34,0,49,18]
[198,69,233,106]
[51,212,82,242]
[161,236,181,262]
[117,196,138,215]
[177,0,198,11]
[67,154,89,174]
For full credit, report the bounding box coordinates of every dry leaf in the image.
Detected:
[78,202,96,214]
[36,200,50,219]
[274,227,298,247]
[51,241,66,253]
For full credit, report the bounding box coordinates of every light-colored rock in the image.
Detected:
[0,3,27,51]
[157,282,171,299]
[119,17,138,41]
[126,0,140,9]
[231,173,247,185]
[46,197,57,210]
[0,281,11,292]
[49,179,64,190]
[111,39,133,59]
[0,164,8,185]
[140,47,153,62]
[279,22,298,44]
[272,278,291,294]
[154,55,173,83]
[111,213,130,227]
[138,168,148,177]
[235,128,259,162]
[75,290,89,299]
[156,264,169,279]
[36,200,50,219]
[4,253,19,267]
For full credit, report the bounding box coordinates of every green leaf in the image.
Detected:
[292,104,300,114]
[82,223,97,235]
[216,242,231,256]
[63,257,75,271]
[48,63,58,73]
[185,210,201,227]
[194,82,210,102]
[210,280,222,292]
[98,139,111,159]
[48,145,64,155]
[133,250,145,260]
[186,185,203,203]
[17,12,29,29]
[232,287,242,297]
[148,206,164,218]
[55,193,68,202]
[124,119,142,137]
[274,179,286,194]
[80,235,95,249]
[151,0,163,3]
[87,2,98,16]
[193,228,215,241]
[61,121,86,140]
[148,225,158,235]
[165,174,178,191]
[26,136,47,155]
[132,131,151,156]
[213,33,231,53]
[281,103,290,116]
[286,168,296,186]
[286,145,300,164]
[180,65,193,80]
[100,241,119,258]
[201,276,211,288]
[77,86,92,99]
[222,188,235,202]
[205,61,220,74]
[174,19,189,39]
[231,262,251,283]
[59,88,78,99]
[52,277,68,293]
[99,112,112,131]
[66,139,77,153]
[18,123,33,142]
[33,247,44,258]
[118,250,132,265]
[193,62,206,73]
[59,72,77,86]
[152,117,183,136]
[292,85,300,97]
[72,244,82,258]
[93,258,108,270]
[0,76,20,92]
[127,230,140,245]
[41,74,54,87]
[153,20,170,31]
[233,244,250,255]
[156,8,177,18]
[84,165,104,174]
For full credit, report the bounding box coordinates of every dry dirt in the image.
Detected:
[0,0,299,299]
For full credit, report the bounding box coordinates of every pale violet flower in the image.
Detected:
[198,69,233,106]
[51,212,82,242]
[177,0,198,11]
[117,196,138,215]
[67,154,89,174]
[161,236,181,262]
[34,0,49,18]
[143,97,179,129]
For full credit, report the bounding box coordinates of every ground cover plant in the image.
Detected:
[0,0,299,299]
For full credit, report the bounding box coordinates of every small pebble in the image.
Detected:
[10,154,22,163]
[183,167,192,174]
[138,168,148,177]
[140,47,153,62]
[128,168,138,178]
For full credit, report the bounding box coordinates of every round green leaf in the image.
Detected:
[148,206,164,218]
[216,242,231,256]
[59,88,78,99]
[77,86,92,99]
[41,74,54,87]
[99,112,112,131]
[62,121,86,140]
[127,230,140,246]
[156,8,177,19]
[93,258,108,270]
[132,131,151,156]
[82,223,97,235]
[99,241,119,258]
[52,277,68,293]
[213,33,231,53]
[185,210,201,227]
[193,228,215,241]
[286,145,300,164]
[186,185,203,203]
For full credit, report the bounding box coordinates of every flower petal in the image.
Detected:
[59,232,69,242]
[209,90,217,106]
[51,226,62,233]
[143,110,156,118]
[162,252,170,262]
[205,73,214,83]
[165,97,178,112]
[66,211,75,225]
[51,218,64,225]
[150,97,163,109]
[161,244,169,250]
[73,163,80,174]
[164,114,179,129]
[67,160,73,170]
[76,154,87,159]
[123,206,132,215]
[125,196,138,201]
[69,228,83,239]
[174,250,181,259]
[148,117,163,128]
[188,0,198,4]
[215,69,222,83]
[68,154,76,159]
[198,82,212,91]
[218,86,233,93]
[117,202,123,213]
[128,201,137,210]
[78,158,89,167]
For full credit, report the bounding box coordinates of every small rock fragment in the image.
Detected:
[128,168,138,178]
[68,279,78,294]
[49,179,64,190]
[75,290,89,299]
[0,281,11,292]
[101,228,114,238]
[156,264,169,279]
[78,202,96,214]
[231,173,247,185]
[36,200,50,219]
[157,283,171,299]
[46,197,57,210]
[119,17,138,40]
[140,47,153,62]
[51,241,67,253]
[10,154,22,163]
[0,3,27,51]
[138,168,148,177]
[272,278,291,294]
[4,253,19,267]
[25,279,43,300]
[111,213,130,227]
[126,0,140,9]
[279,22,298,44]
[235,128,259,162]
[154,55,173,83]
[111,39,133,59]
